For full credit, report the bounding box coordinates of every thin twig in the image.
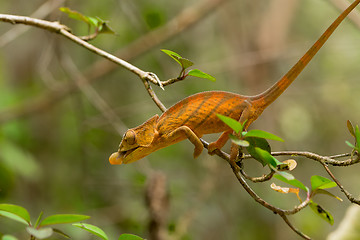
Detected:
[240,168,275,183]
[141,79,167,112]
[268,151,360,166]
[280,214,311,240]
[321,163,360,205]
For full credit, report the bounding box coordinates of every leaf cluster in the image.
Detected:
[59,7,115,40]
[217,114,344,225]
[0,204,143,240]
[161,49,215,81]
[345,120,360,153]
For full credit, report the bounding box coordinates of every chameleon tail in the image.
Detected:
[251,0,360,108]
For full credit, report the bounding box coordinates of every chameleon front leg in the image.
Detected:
[167,126,204,158]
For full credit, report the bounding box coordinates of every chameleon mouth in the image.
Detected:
[109,147,138,164]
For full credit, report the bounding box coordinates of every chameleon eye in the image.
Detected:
[124,130,136,145]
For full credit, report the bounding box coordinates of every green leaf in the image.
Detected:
[161,49,182,65]
[73,223,109,240]
[98,21,115,34]
[229,134,249,147]
[244,129,284,142]
[309,201,334,225]
[187,69,216,81]
[93,17,115,34]
[347,120,355,137]
[245,137,271,166]
[0,204,30,225]
[345,140,357,149]
[34,211,43,228]
[118,234,144,240]
[40,214,90,227]
[355,125,360,150]
[175,57,194,69]
[254,147,283,168]
[313,189,343,201]
[59,7,90,25]
[87,16,99,27]
[310,175,337,191]
[0,211,29,226]
[53,228,71,239]
[1,235,18,240]
[161,49,181,58]
[274,169,295,181]
[274,174,309,192]
[26,227,53,239]
[216,114,243,133]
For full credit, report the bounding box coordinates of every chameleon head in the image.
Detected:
[109,115,159,165]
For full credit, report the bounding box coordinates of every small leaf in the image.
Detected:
[310,175,337,191]
[0,204,30,225]
[270,183,299,195]
[161,49,181,58]
[98,21,115,34]
[244,129,284,142]
[118,233,144,240]
[280,159,297,171]
[0,211,29,225]
[229,134,249,147]
[87,16,99,27]
[187,69,216,81]
[216,114,243,133]
[95,17,115,34]
[53,228,71,239]
[274,169,295,181]
[174,57,194,69]
[40,214,90,227]
[309,201,334,225]
[254,147,283,168]
[161,49,182,65]
[347,120,355,137]
[245,137,271,166]
[26,227,53,239]
[313,189,343,202]
[2,235,18,240]
[34,211,44,228]
[345,140,357,150]
[274,174,309,192]
[73,223,109,240]
[59,7,90,24]
[355,125,360,150]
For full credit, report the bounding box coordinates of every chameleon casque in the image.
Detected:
[109,0,360,165]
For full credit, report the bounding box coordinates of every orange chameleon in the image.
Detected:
[109,0,360,165]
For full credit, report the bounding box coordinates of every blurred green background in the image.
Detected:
[1,0,360,239]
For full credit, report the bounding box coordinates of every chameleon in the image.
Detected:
[109,0,360,165]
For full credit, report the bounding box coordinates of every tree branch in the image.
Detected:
[0,0,229,124]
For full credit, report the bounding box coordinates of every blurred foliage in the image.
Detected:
[1,0,360,239]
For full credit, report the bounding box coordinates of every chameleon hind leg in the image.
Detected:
[208,130,232,155]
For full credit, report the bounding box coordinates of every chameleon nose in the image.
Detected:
[109,152,123,165]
